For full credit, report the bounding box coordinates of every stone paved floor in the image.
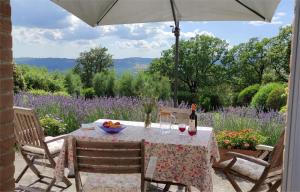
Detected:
[14,153,254,192]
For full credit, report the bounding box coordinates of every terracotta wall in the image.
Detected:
[0,0,15,191]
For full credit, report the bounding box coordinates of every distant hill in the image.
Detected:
[14,57,154,74]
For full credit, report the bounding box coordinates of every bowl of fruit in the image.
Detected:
[99,121,126,134]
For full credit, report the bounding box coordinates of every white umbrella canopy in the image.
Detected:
[51,0,280,106]
[52,0,279,26]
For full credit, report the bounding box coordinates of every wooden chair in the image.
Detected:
[14,107,71,192]
[158,106,190,124]
[155,106,191,192]
[71,137,146,192]
[217,131,285,192]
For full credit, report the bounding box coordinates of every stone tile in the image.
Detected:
[14,152,254,192]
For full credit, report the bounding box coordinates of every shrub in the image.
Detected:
[178,91,192,103]
[117,72,134,96]
[82,88,96,99]
[28,89,51,96]
[13,64,26,93]
[199,92,222,111]
[93,71,116,97]
[40,115,66,136]
[237,84,260,106]
[53,91,70,97]
[280,105,287,113]
[64,73,82,96]
[251,83,284,110]
[266,87,287,111]
[216,129,267,150]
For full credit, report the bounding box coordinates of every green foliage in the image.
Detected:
[266,86,287,111]
[40,115,66,136]
[251,83,284,110]
[199,92,222,111]
[82,88,96,99]
[28,89,51,96]
[64,72,82,96]
[216,129,266,150]
[149,34,228,94]
[268,25,292,82]
[223,38,270,91]
[13,64,26,93]
[280,105,287,113]
[74,47,113,88]
[19,65,64,92]
[238,84,260,106]
[93,71,116,97]
[53,91,70,97]
[117,72,134,96]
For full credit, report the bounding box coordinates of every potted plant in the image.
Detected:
[215,129,267,163]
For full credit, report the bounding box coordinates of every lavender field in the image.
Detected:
[14,93,285,146]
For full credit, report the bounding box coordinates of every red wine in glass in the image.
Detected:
[179,124,186,132]
[188,130,196,136]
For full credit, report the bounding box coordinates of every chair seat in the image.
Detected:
[22,136,64,155]
[219,158,265,180]
[83,173,141,192]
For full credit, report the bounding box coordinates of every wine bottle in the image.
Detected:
[189,104,197,134]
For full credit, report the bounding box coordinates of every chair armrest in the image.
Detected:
[45,134,68,144]
[226,151,270,167]
[256,145,274,151]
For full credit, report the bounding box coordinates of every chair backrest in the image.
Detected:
[14,107,45,148]
[72,137,145,191]
[268,130,285,170]
[158,106,190,124]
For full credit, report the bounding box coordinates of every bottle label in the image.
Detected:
[189,119,196,131]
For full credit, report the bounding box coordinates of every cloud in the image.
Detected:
[248,12,286,26]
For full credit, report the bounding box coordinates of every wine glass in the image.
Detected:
[188,125,197,141]
[178,124,186,135]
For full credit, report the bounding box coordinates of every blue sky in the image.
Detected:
[12,0,294,59]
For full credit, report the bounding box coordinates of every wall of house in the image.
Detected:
[0,0,15,190]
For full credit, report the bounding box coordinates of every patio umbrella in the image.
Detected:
[51,0,280,107]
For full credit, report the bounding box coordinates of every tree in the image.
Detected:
[223,38,270,91]
[149,35,228,95]
[267,25,292,82]
[13,64,26,93]
[64,72,82,96]
[117,72,134,96]
[93,71,116,97]
[74,47,113,88]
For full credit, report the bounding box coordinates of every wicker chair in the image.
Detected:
[71,137,146,192]
[14,107,71,192]
[217,131,285,192]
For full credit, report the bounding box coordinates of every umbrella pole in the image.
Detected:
[173,21,180,107]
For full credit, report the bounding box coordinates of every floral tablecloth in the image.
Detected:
[54,120,219,192]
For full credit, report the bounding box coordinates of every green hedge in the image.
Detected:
[266,87,287,111]
[237,84,260,106]
[251,83,285,110]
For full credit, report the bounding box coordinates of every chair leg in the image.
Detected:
[185,185,191,192]
[163,184,171,192]
[46,178,56,192]
[15,164,29,183]
[20,154,43,179]
[62,176,72,188]
[267,180,281,192]
[223,171,243,192]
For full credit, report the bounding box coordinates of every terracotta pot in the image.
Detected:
[215,148,261,165]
